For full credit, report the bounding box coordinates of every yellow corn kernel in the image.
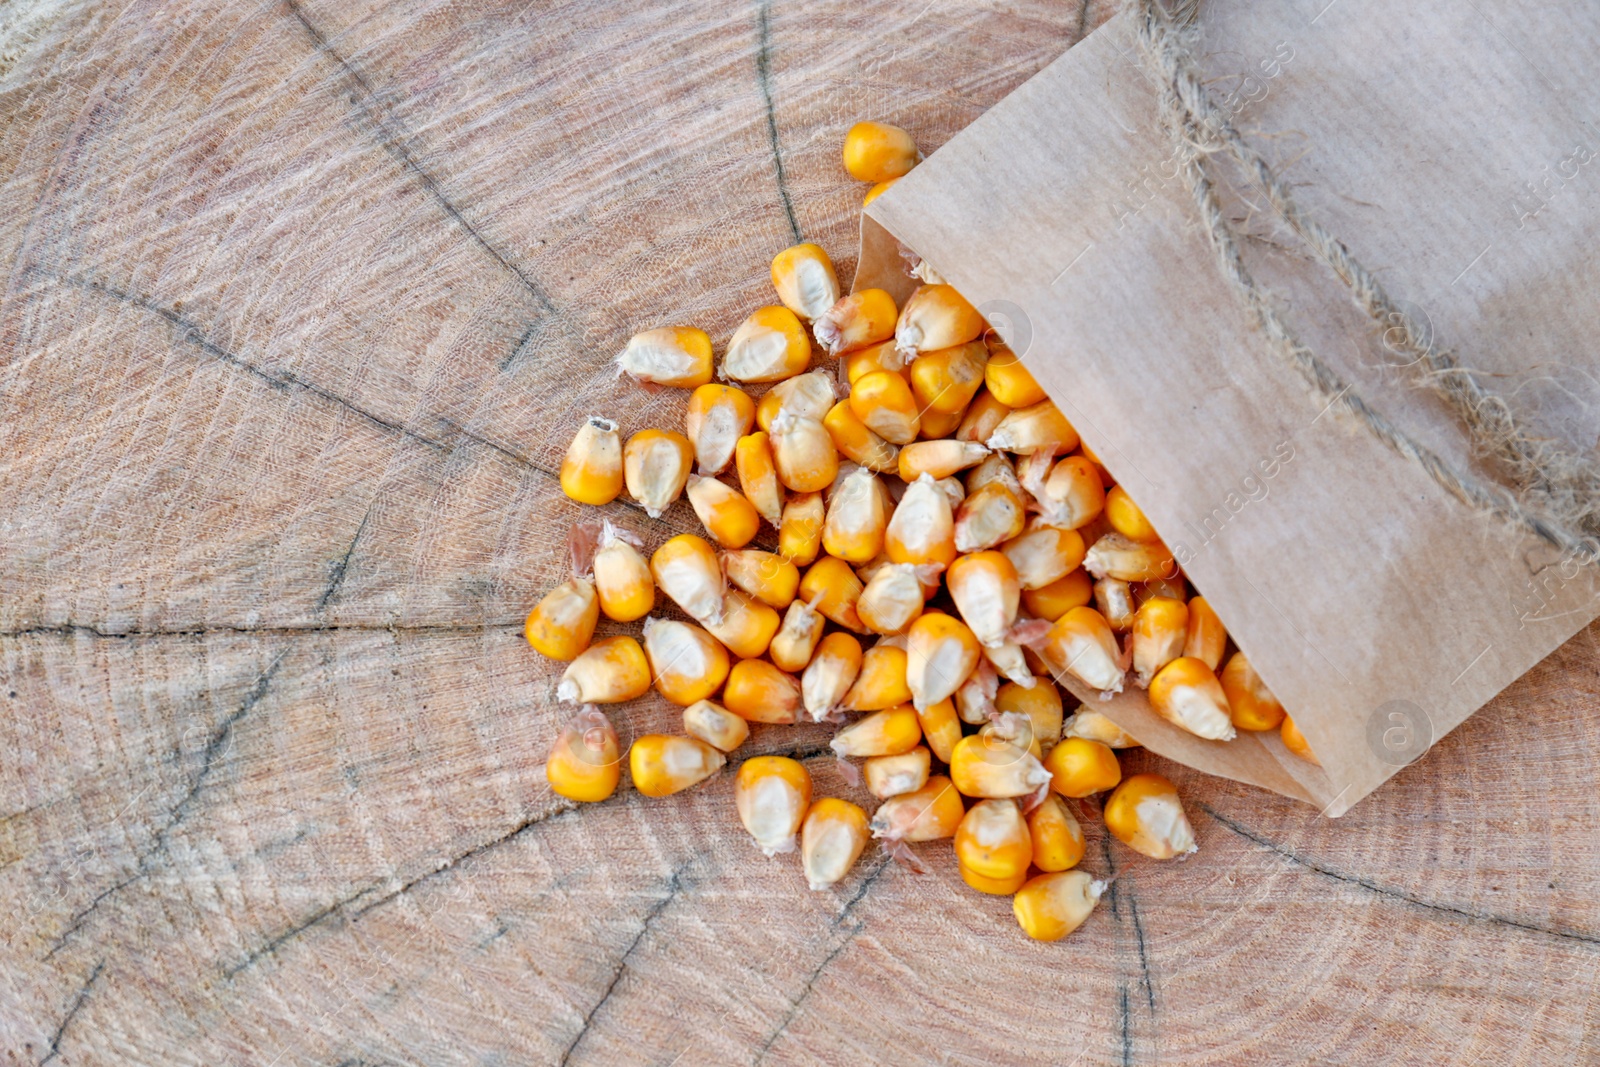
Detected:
[849,369,921,446]
[1039,606,1127,695]
[909,340,988,415]
[615,325,714,388]
[822,399,900,473]
[823,467,889,563]
[1001,522,1086,592]
[801,797,870,889]
[986,400,1079,456]
[885,473,957,570]
[1183,596,1227,670]
[1014,871,1105,942]
[736,755,813,855]
[955,798,1033,887]
[843,120,919,182]
[723,305,811,383]
[1044,737,1122,798]
[1028,795,1086,872]
[630,734,727,797]
[1135,574,1189,606]
[983,639,1038,690]
[723,658,803,724]
[1084,533,1177,584]
[722,549,799,610]
[686,475,762,549]
[965,451,1021,495]
[546,707,622,803]
[802,631,863,720]
[702,588,781,660]
[765,371,839,426]
[954,656,999,726]
[1094,577,1137,633]
[1022,568,1094,622]
[905,610,981,710]
[769,410,839,494]
[558,635,651,704]
[1104,773,1197,859]
[642,617,729,706]
[863,746,931,799]
[856,562,932,635]
[1104,485,1160,543]
[894,284,983,359]
[1132,596,1188,687]
[909,698,958,764]
[898,439,989,482]
[957,389,1012,445]
[1148,655,1235,741]
[982,709,1041,760]
[683,699,749,752]
[949,733,1053,798]
[650,533,726,625]
[933,475,967,509]
[870,775,965,843]
[560,416,624,505]
[1063,709,1140,748]
[1031,455,1106,529]
[526,577,598,661]
[841,644,912,711]
[954,481,1027,553]
[771,241,839,320]
[844,340,908,382]
[769,599,825,673]
[734,432,785,527]
[983,339,1047,408]
[1281,714,1319,765]
[960,864,1028,895]
[685,384,757,475]
[799,555,868,632]
[591,521,654,622]
[831,703,922,757]
[779,491,826,566]
[622,428,694,518]
[915,403,967,440]
[862,177,899,205]
[1220,651,1286,732]
[995,680,1064,753]
[945,551,1020,649]
[815,288,898,357]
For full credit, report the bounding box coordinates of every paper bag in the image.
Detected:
[856,0,1600,814]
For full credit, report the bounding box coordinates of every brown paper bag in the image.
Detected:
[856,0,1600,815]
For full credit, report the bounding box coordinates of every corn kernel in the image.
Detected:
[686,474,762,549]
[736,755,813,855]
[1084,532,1177,583]
[905,610,981,710]
[771,243,841,322]
[769,598,825,673]
[1281,714,1319,765]
[734,432,785,527]
[986,400,1078,456]
[802,631,863,721]
[843,340,908,382]
[685,384,757,475]
[965,451,1021,495]
[870,775,964,843]
[642,617,730,706]
[815,288,898,357]
[801,797,870,889]
[863,746,931,799]
[650,533,726,625]
[823,399,900,473]
[842,644,912,711]
[616,326,714,388]
[722,549,799,610]
[843,121,918,182]
[982,638,1039,689]
[823,466,889,562]
[1135,574,1188,606]
[949,733,1052,798]
[957,389,1012,445]
[769,410,840,494]
[960,865,1028,895]
[1104,485,1160,543]
[702,588,781,660]
[1094,577,1137,633]
[1217,651,1284,732]
[630,734,726,797]
[983,339,1046,408]
[561,416,624,505]
[832,704,922,757]
[955,798,1033,889]
[722,658,803,724]
[526,577,598,661]
[683,700,749,752]
[856,562,933,635]
[1063,709,1140,748]
[1044,737,1122,797]
[1022,568,1094,622]
[622,428,695,518]
[591,521,654,622]
[945,551,1020,649]
[863,178,899,205]
[909,699,958,764]
[1028,795,1085,872]
[558,635,651,705]
[1183,595,1227,670]
[1131,596,1188,687]
[546,707,622,803]
[799,555,868,632]
[954,481,1027,553]
[898,439,989,482]
[909,340,988,415]
[1014,871,1105,941]
[1027,455,1105,529]
[766,370,838,425]
[1001,522,1086,593]
[779,491,826,566]
[995,680,1064,752]
[1039,606,1127,695]
[954,657,999,725]
[849,369,921,445]
[1104,773,1197,859]
[895,284,983,359]
[885,472,957,570]
[723,305,811,383]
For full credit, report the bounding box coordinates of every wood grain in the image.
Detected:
[0,1,1596,1064]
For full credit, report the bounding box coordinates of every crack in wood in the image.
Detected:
[0,621,523,640]
[39,958,104,1065]
[1201,805,1600,948]
[753,0,801,244]
[1099,825,1157,1063]
[318,508,373,611]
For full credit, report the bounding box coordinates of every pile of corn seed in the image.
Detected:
[529,121,1319,941]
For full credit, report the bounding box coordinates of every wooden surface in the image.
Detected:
[1,1,1597,1064]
